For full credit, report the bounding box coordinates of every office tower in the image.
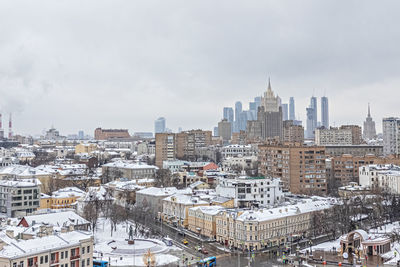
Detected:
[78,130,84,139]
[213,127,219,137]
[223,107,234,123]
[234,101,242,133]
[363,104,377,140]
[321,96,329,128]
[289,97,295,121]
[154,117,166,134]
[306,107,315,139]
[310,96,318,128]
[382,117,400,156]
[218,119,232,143]
[281,103,288,121]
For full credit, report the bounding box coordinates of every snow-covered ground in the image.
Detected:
[93,218,179,266]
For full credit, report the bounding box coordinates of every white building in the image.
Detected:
[162,160,188,173]
[216,176,283,208]
[359,164,400,194]
[221,144,257,159]
[382,117,400,156]
[315,127,353,146]
[222,156,258,172]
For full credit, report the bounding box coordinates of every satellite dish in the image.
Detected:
[343,252,348,259]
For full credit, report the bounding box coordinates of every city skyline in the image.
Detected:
[1,1,399,135]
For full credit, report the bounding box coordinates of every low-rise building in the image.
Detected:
[18,210,90,231]
[102,160,158,181]
[188,205,225,239]
[39,187,85,210]
[136,187,180,218]
[359,164,400,194]
[162,194,209,228]
[0,229,93,267]
[215,198,333,251]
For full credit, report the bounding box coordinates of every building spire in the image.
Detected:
[267,77,272,92]
[368,103,371,117]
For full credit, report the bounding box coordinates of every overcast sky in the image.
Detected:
[1,0,399,136]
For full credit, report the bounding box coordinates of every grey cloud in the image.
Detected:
[0,0,399,135]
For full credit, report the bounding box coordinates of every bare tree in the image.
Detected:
[109,204,128,236]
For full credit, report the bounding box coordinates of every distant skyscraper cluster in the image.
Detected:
[305,95,329,139]
[221,95,261,135]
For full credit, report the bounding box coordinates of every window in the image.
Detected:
[82,260,85,267]
[87,258,90,265]
[40,256,43,264]
[82,247,85,254]
[65,251,68,258]
[20,261,24,267]
[87,246,90,253]
[61,251,64,259]
[45,255,48,263]
[13,263,16,267]
[28,258,33,266]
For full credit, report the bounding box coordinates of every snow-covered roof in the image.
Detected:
[189,205,225,215]
[0,231,92,258]
[0,179,41,188]
[103,160,158,170]
[236,199,332,222]
[0,165,51,177]
[20,211,89,227]
[137,187,178,197]
[163,194,209,205]
[51,187,85,198]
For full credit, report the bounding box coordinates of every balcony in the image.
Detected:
[28,264,38,267]
[50,259,59,265]
[70,254,80,260]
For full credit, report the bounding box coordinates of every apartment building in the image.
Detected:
[0,179,40,217]
[215,198,332,251]
[258,143,327,195]
[382,117,400,156]
[283,120,304,144]
[176,130,212,160]
[155,133,176,168]
[216,176,283,208]
[0,230,93,267]
[325,145,383,157]
[315,127,353,146]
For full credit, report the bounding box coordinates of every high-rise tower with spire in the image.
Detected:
[247,78,283,140]
[363,103,376,140]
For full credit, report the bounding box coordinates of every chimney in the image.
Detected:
[5,230,14,239]
[8,113,12,139]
